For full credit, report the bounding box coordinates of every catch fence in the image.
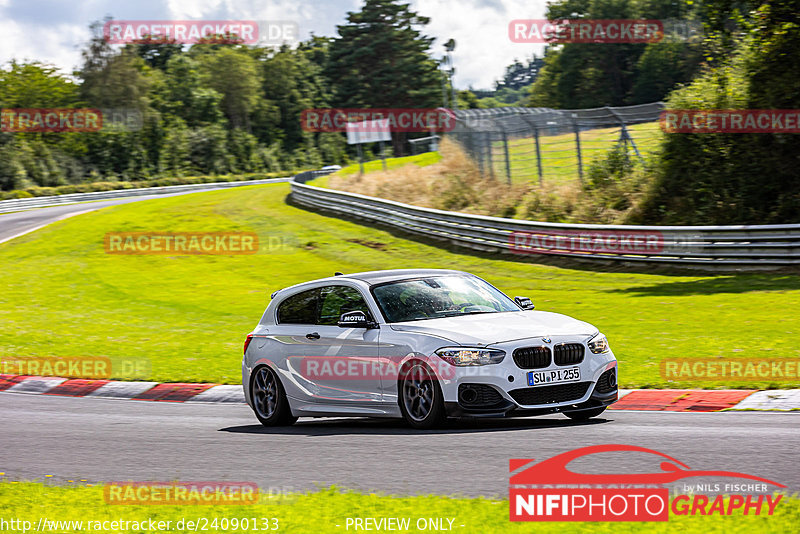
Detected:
[448,102,664,185]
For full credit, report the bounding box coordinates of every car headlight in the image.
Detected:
[435,347,505,366]
[588,333,610,354]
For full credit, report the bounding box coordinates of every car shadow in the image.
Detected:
[219,416,611,436]
[603,274,800,297]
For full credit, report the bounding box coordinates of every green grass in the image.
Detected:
[495,122,663,185]
[1,182,799,387]
[0,170,302,201]
[1,483,798,533]
[315,152,442,188]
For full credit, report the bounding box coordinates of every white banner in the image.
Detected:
[346,118,391,144]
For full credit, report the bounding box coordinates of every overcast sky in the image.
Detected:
[0,0,548,90]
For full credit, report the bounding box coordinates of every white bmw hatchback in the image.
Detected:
[243,269,618,429]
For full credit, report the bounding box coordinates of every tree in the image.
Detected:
[0,62,79,108]
[632,0,800,224]
[78,21,152,111]
[457,90,482,109]
[128,39,184,71]
[258,44,326,151]
[528,0,703,108]
[497,56,544,91]
[325,0,443,154]
[632,40,703,103]
[153,55,224,127]
[326,0,441,108]
[196,48,260,130]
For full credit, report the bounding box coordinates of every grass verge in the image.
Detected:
[313,152,442,189]
[0,171,303,201]
[0,182,798,387]
[1,483,797,534]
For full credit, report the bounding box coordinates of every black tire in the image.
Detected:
[250,366,297,427]
[398,361,445,429]
[563,407,606,421]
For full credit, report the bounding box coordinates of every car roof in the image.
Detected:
[272,269,472,299]
[342,268,470,285]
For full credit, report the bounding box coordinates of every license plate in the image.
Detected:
[527,367,581,386]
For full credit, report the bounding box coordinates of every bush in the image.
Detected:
[631,4,800,225]
[518,184,579,223]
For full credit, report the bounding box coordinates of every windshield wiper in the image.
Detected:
[438,310,495,317]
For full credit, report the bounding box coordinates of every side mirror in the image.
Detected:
[338,310,377,329]
[515,296,535,310]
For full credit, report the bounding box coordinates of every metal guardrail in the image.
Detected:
[0,176,291,214]
[290,177,800,269]
[293,169,337,184]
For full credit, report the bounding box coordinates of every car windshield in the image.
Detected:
[371,276,520,323]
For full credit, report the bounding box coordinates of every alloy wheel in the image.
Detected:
[253,367,278,420]
[402,364,435,422]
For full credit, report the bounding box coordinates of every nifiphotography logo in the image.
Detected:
[509,444,784,522]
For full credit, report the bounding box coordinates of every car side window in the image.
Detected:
[277,288,319,324]
[318,285,373,325]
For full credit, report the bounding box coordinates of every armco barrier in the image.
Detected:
[290,177,800,269]
[0,176,291,214]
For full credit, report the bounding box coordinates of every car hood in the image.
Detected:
[389,310,597,345]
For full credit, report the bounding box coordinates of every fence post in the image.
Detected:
[521,115,544,186]
[534,126,543,185]
[486,131,495,180]
[474,131,485,177]
[573,115,584,186]
[501,127,512,184]
[608,106,642,160]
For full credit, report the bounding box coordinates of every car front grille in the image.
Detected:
[595,368,617,394]
[554,343,585,365]
[508,382,591,406]
[513,346,551,369]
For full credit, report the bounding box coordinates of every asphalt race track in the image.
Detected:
[0,188,234,244]
[2,393,798,496]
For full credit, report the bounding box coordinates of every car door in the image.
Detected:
[281,285,383,406]
[270,287,321,404]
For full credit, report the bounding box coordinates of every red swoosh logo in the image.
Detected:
[509,444,785,487]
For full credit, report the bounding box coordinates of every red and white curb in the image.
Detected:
[609,389,790,412]
[0,375,244,403]
[1,375,799,410]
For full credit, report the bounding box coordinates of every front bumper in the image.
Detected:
[433,347,618,418]
[444,381,617,418]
